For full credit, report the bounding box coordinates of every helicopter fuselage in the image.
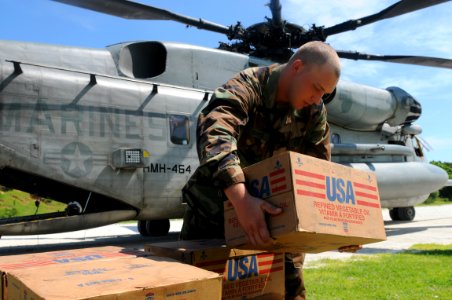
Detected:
[0,40,447,235]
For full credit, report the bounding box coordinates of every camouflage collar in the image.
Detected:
[263,63,285,109]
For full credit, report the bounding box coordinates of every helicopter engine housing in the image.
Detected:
[326,81,422,131]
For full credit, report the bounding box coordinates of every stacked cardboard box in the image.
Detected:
[145,240,285,300]
[1,246,135,299]
[1,246,222,300]
[225,151,387,253]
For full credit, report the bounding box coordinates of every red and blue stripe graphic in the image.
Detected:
[294,169,380,208]
[269,168,287,194]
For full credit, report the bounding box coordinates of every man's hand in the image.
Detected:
[225,183,282,246]
[338,245,363,253]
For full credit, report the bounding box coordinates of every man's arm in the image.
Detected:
[224,183,282,246]
[196,69,281,246]
[196,86,250,187]
[300,104,331,161]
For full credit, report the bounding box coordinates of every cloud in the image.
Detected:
[282,0,452,163]
[284,0,392,52]
[377,69,452,99]
[282,0,452,97]
[283,0,452,57]
[285,0,390,28]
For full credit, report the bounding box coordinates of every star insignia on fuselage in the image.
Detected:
[61,142,93,178]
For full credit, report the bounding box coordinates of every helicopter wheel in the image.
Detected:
[137,219,171,237]
[389,208,400,221]
[396,207,416,221]
[137,220,150,236]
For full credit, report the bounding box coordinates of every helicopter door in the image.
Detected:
[141,113,193,219]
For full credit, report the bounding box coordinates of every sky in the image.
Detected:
[1,0,451,161]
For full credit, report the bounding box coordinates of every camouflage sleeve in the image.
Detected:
[301,104,331,161]
[196,69,261,188]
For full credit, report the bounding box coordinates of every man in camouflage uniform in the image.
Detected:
[181,41,340,300]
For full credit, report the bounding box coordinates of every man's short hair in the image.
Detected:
[288,41,341,77]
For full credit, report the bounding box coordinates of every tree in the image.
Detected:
[430,161,452,202]
[431,161,452,179]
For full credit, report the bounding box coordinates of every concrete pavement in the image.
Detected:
[304,204,452,266]
[1,205,451,264]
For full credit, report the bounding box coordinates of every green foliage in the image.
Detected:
[439,187,452,201]
[431,161,452,179]
[2,207,18,218]
[422,161,452,204]
[0,186,66,218]
[305,244,452,299]
[424,191,439,204]
[422,190,450,205]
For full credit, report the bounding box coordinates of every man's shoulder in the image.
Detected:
[213,65,274,103]
[234,64,279,84]
[230,65,266,86]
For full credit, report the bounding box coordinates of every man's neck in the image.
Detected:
[275,66,289,104]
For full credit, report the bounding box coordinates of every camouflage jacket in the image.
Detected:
[181,64,330,239]
[195,63,330,189]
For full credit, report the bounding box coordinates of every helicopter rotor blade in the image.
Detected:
[268,0,283,27]
[417,136,433,152]
[52,0,230,35]
[323,0,451,37]
[337,50,452,69]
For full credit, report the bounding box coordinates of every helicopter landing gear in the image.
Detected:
[66,201,83,216]
[389,207,416,221]
[137,219,171,237]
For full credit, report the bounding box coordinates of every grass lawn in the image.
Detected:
[0,188,66,218]
[419,197,451,206]
[304,244,452,299]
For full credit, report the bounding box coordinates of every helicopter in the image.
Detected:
[0,0,451,237]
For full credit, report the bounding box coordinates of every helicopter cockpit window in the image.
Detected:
[331,133,341,144]
[169,115,190,145]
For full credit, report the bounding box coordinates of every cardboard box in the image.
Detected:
[225,151,387,253]
[0,246,144,300]
[6,255,222,300]
[145,240,285,300]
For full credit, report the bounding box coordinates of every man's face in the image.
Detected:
[287,59,339,110]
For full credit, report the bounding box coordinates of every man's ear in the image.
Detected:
[291,59,304,74]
